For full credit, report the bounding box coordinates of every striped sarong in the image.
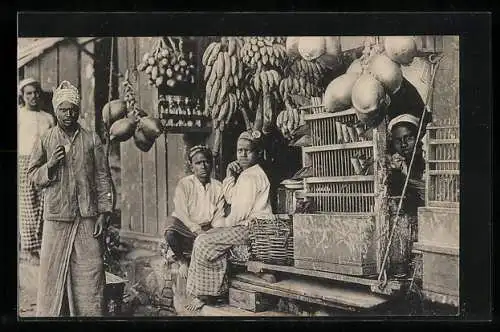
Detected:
[18,155,44,252]
[36,216,105,317]
[186,225,249,297]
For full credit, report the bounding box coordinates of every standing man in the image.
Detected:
[165,145,226,280]
[28,81,113,317]
[18,77,55,263]
[185,130,273,311]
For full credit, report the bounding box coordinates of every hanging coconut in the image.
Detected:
[109,117,137,142]
[346,58,363,76]
[285,37,301,58]
[351,74,390,126]
[323,73,359,113]
[298,37,326,61]
[133,127,155,152]
[383,36,417,65]
[366,53,403,95]
[102,100,128,126]
[138,116,163,141]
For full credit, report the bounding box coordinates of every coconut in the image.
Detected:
[323,73,359,113]
[298,37,326,61]
[109,118,137,142]
[351,74,390,125]
[133,127,155,152]
[138,116,163,141]
[346,58,363,75]
[384,36,417,65]
[102,100,127,126]
[366,53,403,94]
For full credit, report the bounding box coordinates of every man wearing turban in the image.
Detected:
[18,78,55,263]
[164,145,226,280]
[28,81,113,316]
[185,130,273,311]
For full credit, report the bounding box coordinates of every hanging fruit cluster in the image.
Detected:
[239,37,287,71]
[323,36,419,128]
[103,70,164,152]
[137,37,196,88]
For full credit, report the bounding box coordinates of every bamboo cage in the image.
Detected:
[425,118,460,208]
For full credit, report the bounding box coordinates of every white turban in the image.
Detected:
[388,114,420,132]
[18,77,40,95]
[52,80,80,110]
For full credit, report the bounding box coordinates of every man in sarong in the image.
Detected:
[28,81,113,317]
[164,145,226,280]
[185,130,273,311]
[18,78,55,262]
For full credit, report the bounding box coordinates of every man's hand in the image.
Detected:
[47,145,66,169]
[226,161,242,178]
[93,214,107,238]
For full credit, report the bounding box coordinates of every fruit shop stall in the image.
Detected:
[102,35,458,315]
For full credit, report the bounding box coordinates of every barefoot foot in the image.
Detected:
[185,297,206,312]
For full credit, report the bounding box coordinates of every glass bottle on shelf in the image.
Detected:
[166,96,174,115]
[185,97,191,117]
[195,99,202,117]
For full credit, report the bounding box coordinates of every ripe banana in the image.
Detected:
[207,43,221,66]
[216,52,224,79]
[204,65,212,81]
[228,38,236,56]
[210,79,220,106]
[230,55,237,76]
[202,42,217,66]
[217,80,228,106]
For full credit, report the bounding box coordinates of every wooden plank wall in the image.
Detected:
[19,39,95,132]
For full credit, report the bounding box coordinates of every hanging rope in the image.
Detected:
[376,53,443,288]
[104,37,117,222]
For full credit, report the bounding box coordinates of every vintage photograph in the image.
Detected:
[18,35,460,317]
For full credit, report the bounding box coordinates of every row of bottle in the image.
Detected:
[158,95,206,117]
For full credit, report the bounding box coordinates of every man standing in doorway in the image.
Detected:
[28,81,113,317]
[18,77,55,263]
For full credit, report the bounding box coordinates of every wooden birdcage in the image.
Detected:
[425,118,460,208]
[293,107,390,277]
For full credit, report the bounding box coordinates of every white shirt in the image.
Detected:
[222,164,273,227]
[172,174,225,232]
[18,107,55,156]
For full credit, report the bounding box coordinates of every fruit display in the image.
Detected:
[137,37,196,88]
[323,73,359,113]
[158,95,208,130]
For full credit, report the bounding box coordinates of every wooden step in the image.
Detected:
[200,304,291,317]
[232,273,389,312]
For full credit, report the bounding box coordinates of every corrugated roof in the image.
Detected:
[18,37,99,69]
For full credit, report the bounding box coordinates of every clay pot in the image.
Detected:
[109,117,137,142]
[351,74,390,125]
[102,100,127,126]
[323,73,359,113]
[366,53,403,95]
[298,37,326,61]
[133,127,155,152]
[384,36,417,65]
[138,116,163,141]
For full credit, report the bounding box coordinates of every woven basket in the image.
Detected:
[248,216,294,266]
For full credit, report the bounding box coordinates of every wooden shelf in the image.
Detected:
[303,140,373,153]
[244,262,405,297]
[428,138,460,145]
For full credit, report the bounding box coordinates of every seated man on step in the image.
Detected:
[185,130,273,311]
[164,145,226,280]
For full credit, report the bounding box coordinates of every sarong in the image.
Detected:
[36,216,105,317]
[186,225,249,297]
[18,155,44,252]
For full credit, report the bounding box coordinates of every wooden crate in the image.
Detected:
[413,242,459,306]
[293,214,379,276]
[229,287,275,312]
[418,207,459,248]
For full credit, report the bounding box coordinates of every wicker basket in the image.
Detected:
[248,216,294,266]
